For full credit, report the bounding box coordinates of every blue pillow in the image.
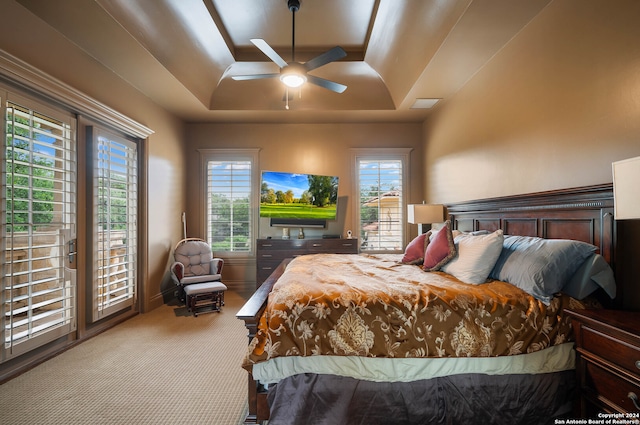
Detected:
[563,254,616,300]
[489,235,598,304]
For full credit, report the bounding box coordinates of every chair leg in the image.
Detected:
[214,291,223,312]
[177,286,186,303]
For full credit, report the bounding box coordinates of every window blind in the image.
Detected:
[358,159,404,252]
[92,129,137,321]
[207,160,252,252]
[2,100,76,359]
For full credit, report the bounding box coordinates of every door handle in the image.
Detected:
[68,238,77,269]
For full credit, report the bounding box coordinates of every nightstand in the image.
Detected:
[566,308,640,417]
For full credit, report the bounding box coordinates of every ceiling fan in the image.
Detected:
[232,0,348,97]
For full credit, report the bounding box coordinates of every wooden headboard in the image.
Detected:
[446,183,618,304]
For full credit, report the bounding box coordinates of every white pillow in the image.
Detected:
[441,230,504,284]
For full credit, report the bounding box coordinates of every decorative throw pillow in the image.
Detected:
[489,235,598,304]
[423,221,456,271]
[441,229,504,284]
[400,231,431,265]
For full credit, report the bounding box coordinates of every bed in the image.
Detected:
[237,184,619,425]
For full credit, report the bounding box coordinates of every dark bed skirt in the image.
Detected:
[266,371,576,425]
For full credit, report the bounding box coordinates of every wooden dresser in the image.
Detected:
[255,238,358,287]
[566,308,640,417]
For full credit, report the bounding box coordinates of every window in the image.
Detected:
[354,148,411,253]
[89,127,137,321]
[202,149,259,254]
[2,95,77,360]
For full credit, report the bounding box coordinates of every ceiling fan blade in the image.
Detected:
[304,46,347,72]
[231,73,280,81]
[250,39,288,68]
[307,75,347,94]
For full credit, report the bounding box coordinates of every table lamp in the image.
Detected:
[407,204,445,234]
[612,156,640,220]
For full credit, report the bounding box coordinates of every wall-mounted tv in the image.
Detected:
[260,171,339,228]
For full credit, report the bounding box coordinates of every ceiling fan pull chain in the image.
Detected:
[285,87,290,110]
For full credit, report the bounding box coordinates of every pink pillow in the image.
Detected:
[401,231,431,265]
[423,221,456,271]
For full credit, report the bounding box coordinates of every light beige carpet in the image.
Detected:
[0,291,251,425]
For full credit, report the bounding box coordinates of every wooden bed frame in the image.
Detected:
[236,183,618,424]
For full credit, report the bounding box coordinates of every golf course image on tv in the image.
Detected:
[260,171,339,220]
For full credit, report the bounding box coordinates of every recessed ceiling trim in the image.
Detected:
[234,46,363,63]
[362,0,381,55]
[203,0,235,57]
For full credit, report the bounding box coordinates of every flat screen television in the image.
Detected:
[260,171,339,228]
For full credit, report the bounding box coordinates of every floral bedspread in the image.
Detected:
[243,253,588,371]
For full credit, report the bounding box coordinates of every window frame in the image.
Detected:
[352,148,412,254]
[199,148,260,258]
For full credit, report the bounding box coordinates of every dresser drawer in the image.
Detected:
[584,360,640,412]
[257,259,283,274]
[257,239,306,250]
[566,309,640,416]
[306,239,358,253]
[257,250,290,261]
[581,326,640,378]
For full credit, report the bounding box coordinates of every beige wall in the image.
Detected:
[423,0,640,309]
[186,123,423,289]
[424,0,640,204]
[0,1,187,312]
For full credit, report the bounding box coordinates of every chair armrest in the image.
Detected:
[171,261,185,283]
[211,258,224,275]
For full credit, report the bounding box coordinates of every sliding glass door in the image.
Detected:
[2,91,140,363]
[2,94,77,360]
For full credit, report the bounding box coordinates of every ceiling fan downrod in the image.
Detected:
[288,0,300,11]
[288,0,300,62]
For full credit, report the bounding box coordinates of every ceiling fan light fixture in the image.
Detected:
[281,73,306,88]
[280,63,307,88]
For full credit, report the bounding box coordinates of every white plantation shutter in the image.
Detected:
[2,97,77,360]
[354,149,411,253]
[207,160,252,252]
[90,127,137,321]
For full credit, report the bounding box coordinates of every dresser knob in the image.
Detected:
[636,360,640,370]
[629,392,640,410]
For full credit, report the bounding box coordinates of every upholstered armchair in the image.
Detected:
[170,238,226,315]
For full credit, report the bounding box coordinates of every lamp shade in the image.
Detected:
[612,156,640,220]
[407,204,444,224]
